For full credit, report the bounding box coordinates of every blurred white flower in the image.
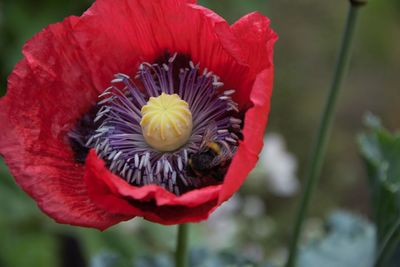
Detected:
[204,195,241,249]
[242,243,265,263]
[251,217,275,239]
[242,196,265,219]
[258,133,300,196]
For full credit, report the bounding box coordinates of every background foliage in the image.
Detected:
[0,0,399,266]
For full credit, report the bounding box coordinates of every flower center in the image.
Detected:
[70,53,243,195]
[140,93,193,152]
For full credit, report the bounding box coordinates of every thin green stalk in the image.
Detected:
[285,2,366,267]
[374,217,400,267]
[175,224,189,267]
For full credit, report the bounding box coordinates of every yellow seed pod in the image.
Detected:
[140,93,193,152]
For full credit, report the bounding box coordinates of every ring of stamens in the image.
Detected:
[78,53,242,195]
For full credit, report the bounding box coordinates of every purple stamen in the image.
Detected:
[72,53,242,195]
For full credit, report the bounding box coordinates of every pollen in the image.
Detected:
[140,93,193,152]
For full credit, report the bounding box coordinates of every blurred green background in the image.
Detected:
[0,0,399,266]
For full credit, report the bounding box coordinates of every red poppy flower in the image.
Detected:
[0,0,277,230]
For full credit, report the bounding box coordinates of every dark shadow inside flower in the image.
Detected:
[68,106,100,163]
[70,52,244,196]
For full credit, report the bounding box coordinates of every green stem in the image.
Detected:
[374,217,400,267]
[175,224,189,267]
[285,2,366,267]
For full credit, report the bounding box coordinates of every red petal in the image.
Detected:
[0,18,129,230]
[73,0,251,105]
[84,150,219,224]
[231,12,278,74]
[219,68,274,203]
[217,13,277,203]
[226,12,278,109]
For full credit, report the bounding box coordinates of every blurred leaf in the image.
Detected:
[298,211,376,267]
[0,158,17,190]
[0,232,58,267]
[358,114,400,266]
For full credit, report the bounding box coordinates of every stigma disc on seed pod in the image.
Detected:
[140,93,193,152]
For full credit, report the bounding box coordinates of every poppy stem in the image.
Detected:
[285,1,366,267]
[175,223,189,267]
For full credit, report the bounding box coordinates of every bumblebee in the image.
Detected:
[187,137,234,181]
